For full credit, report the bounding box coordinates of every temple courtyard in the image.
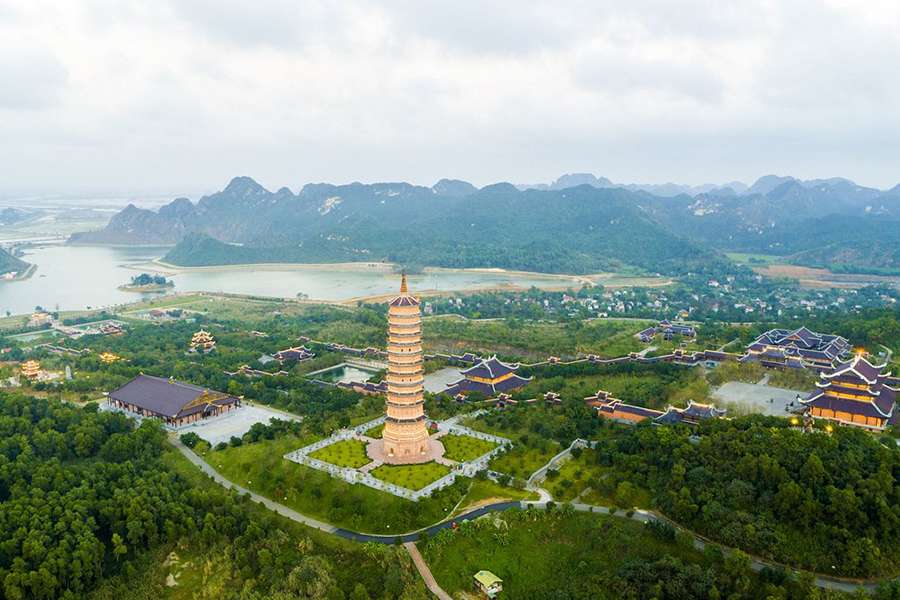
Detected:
[711,381,805,417]
[176,405,301,445]
[285,414,510,500]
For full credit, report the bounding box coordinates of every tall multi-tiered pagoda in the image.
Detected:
[380,275,442,463]
[800,355,898,430]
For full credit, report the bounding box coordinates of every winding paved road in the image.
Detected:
[172,437,891,595]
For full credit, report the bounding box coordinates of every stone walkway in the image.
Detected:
[405,542,452,600]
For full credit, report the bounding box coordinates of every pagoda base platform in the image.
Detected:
[366,435,445,465]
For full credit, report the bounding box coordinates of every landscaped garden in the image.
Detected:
[440,433,497,462]
[208,433,469,532]
[309,438,371,468]
[370,461,451,491]
[364,422,384,438]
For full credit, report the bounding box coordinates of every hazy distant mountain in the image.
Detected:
[78,177,716,274]
[0,207,34,226]
[432,179,477,197]
[517,173,748,197]
[73,173,900,275]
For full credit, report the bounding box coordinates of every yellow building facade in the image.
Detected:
[381,275,436,462]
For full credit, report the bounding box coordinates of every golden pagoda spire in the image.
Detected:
[400,272,408,294]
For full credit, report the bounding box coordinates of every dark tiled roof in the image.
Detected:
[443,373,531,397]
[824,356,887,384]
[802,392,893,420]
[749,327,849,358]
[681,401,726,419]
[654,408,685,425]
[109,374,238,419]
[493,374,532,392]
[274,347,313,361]
[462,356,519,379]
[443,379,496,397]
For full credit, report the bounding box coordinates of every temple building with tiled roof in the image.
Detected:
[273,346,315,363]
[637,319,697,343]
[799,355,898,430]
[654,401,726,425]
[189,329,216,353]
[740,326,849,370]
[107,374,240,427]
[443,356,532,397]
[98,352,121,364]
[20,360,42,381]
[586,390,725,426]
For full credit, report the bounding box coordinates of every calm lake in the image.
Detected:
[0,245,583,316]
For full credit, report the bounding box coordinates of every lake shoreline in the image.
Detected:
[148,258,606,283]
[1,262,38,283]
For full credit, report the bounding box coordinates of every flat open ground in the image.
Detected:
[440,434,498,463]
[423,367,463,393]
[309,439,371,468]
[182,405,301,445]
[751,264,900,289]
[711,381,805,416]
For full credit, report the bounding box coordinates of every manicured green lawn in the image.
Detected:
[370,462,451,491]
[488,444,559,480]
[207,435,468,533]
[364,423,384,438]
[421,510,717,599]
[440,434,498,463]
[309,439,371,468]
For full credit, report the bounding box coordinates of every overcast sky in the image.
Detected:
[2,0,900,196]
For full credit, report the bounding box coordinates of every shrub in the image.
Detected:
[180,432,202,448]
[645,520,676,542]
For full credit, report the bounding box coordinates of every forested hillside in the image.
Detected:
[0,393,422,599]
[593,415,900,577]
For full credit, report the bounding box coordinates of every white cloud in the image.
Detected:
[1,0,899,195]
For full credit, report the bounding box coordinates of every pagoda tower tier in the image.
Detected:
[376,274,443,464]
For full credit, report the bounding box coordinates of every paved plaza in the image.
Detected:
[180,404,301,445]
[711,381,806,417]
[423,367,463,393]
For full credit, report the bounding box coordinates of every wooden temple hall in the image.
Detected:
[585,390,726,426]
[741,326,849,370]
[107,374,240,427]
[800,355,898,430]
[443,356,532,397]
